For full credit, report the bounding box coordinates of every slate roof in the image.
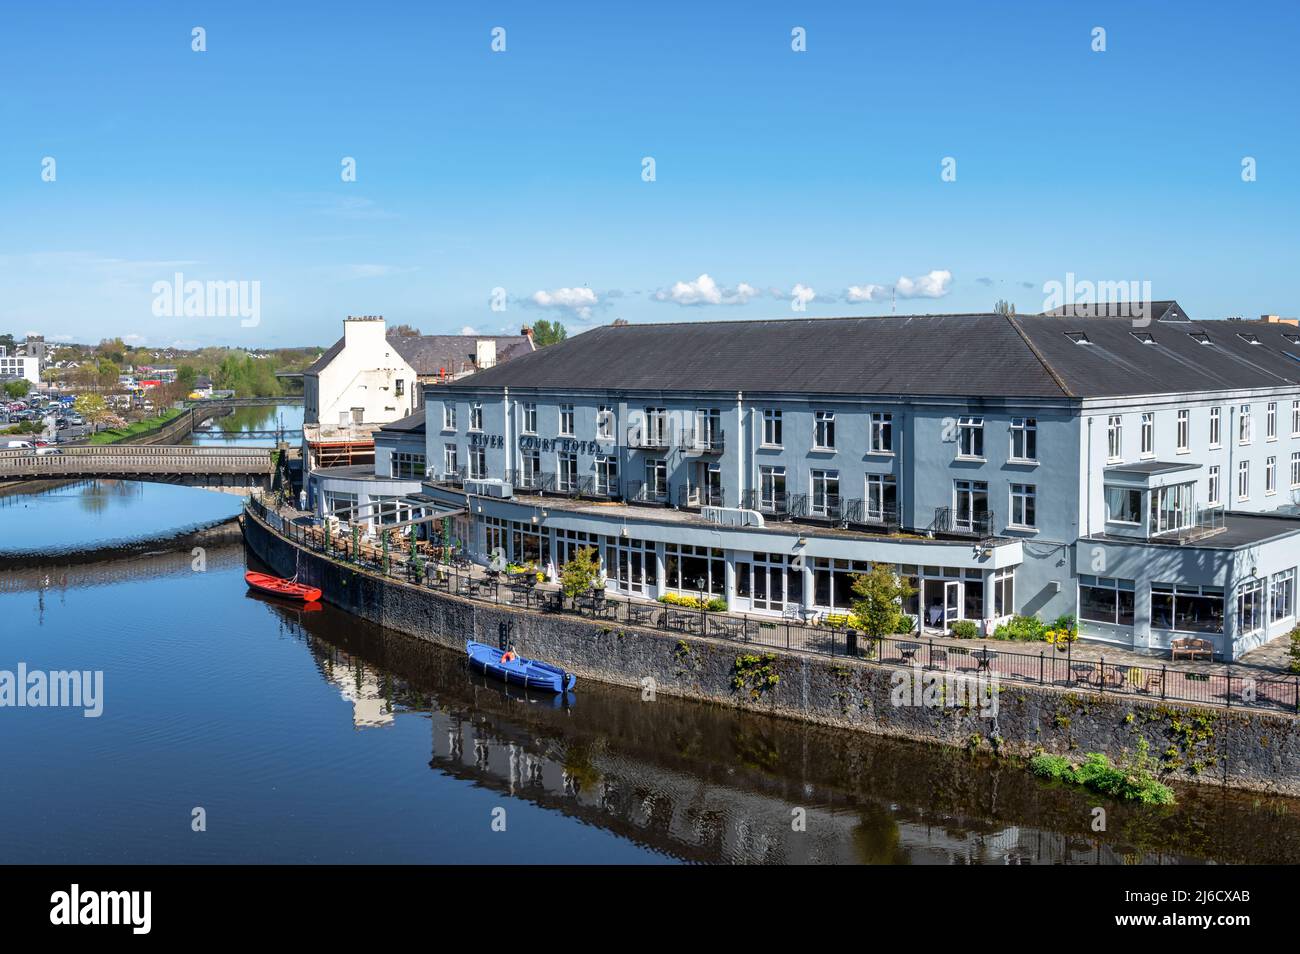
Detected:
[447,309,1300,400]
[376,408,425,436]
[1042,300,1189,323]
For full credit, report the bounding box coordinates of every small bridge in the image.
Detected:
[0,445,277,494]
[188,396,303,408]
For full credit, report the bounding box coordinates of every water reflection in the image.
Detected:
[254,584,1300,865]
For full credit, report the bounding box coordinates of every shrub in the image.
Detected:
[950,619,979,639]
[658,592,727,612]
[992,614,1047,641]
[1289,625,1300,674]
[559,546,601,600]
[1028,741,1174,805]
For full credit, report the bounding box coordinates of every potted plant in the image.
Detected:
[1044,627,1077,652]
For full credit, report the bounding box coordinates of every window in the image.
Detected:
[1293,401,1300,438]
[469,402,483,432]
[522,402,537,434]
[759,465,786,512]
[520,448,541,488]
[1239,404,1252,445]
[1010,417,1037,461]
[1176,409,1189,452]
[693,408,721,449]
[557,451,577,492]
[814,410,836,450]
[595,455,618,495]
[867,412,894,453]
[1106,415,1123,461]
[1209,406,1221,448]
[395,379,405,397]
[1140,413,1154,457]
[1151,583,1225,635]
[953,479,989,532]
[1292,453,1300,489]
[811,469,840,516]
[762,408,783,447]
[957,416,984,458]
[1149,482,1195,535]
[1078,575,1136,626]
[1238,579,1265,636]
[1271,569,1296,624]
[1208,465,1221,506]
[993,570,1015,617]
[1104,486,1142,524]
[865,474,897,521]
[559,403,575,436]
[1009,483,1036,528]
[1268,402,1278,440]
[324,490,357,518]
[392,452,426,479]
[1267,456,1277,495]
[443,443,459,477]
[469,447,486,480]
[597,405,613,440]
[664,544,726,597]
[644,458,667,501]
[442,403,457,431]
[643,407,667,446]
[1237,460,1250,501]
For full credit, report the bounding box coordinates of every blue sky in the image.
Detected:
[2,0,1297,347]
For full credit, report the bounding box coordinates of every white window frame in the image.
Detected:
[1237,460,1250,501]
[957,416,985,460]
[762,408,783,447]
[1268,402,1278,441]
[1208,465,1221,506]
[1139,412,1154,458]
[559,403,575,437]
[1176,408,1189,453]
[1266,455,1277,495]
[469,402,483,432]
[1010,417,1037,462]
[1008,483,1037,530]
[442,403,457,431]
[869,412,894,454]
[813,410,836,451]
[521,402,537,435]
[1239,404,1252,445]
[1106,415,1123,462]
[1209,406,1221,448]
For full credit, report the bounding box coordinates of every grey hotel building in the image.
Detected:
[418,305,1300,661]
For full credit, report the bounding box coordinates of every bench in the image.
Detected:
[1171,637,1213,661]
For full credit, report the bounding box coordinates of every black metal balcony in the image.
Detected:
[742,488,789,517]
[435,465,466,487]
[627,479,670,505]
[593,476,621,500]
[932,506,995,537]
[852,502,901,532]
[679,427,724,454]
[678,484,724,509]
[626,424,671,450]
[505,469,555,495]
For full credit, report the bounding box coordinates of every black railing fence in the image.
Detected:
[246,494,1300,717]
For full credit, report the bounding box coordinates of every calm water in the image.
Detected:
[3,406,1300,864]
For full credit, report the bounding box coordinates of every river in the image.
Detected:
[2,404,1299,863]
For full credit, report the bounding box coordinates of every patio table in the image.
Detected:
[897,641,922,663]
[626,604,656,626]
[972,649,998,673]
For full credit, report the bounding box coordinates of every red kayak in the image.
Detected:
[244,571,322,603]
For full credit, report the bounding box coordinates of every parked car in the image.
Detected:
[3,440,34,449]
[35,447,63,456]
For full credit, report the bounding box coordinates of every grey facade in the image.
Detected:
[417,309,1300,660]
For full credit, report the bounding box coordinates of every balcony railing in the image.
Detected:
[742,488,789,517]
[679,427,724,454]
[505,469,556,494]
[627,480,670,505]
[678,485,724,509]
[1156,505,1228,544]
[626,424,671,450]
[435,465,467,487]
[932,506,995,537]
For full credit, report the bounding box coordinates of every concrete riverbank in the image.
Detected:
[241,506,1300,796]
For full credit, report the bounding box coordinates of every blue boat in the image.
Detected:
[465,640,576,693]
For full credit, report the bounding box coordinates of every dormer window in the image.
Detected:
[1188,332,1212,345]
[1238,332,1261,345]
[1131,332,1155,344]
[1065,332,1090,345]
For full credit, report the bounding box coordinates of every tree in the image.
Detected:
[3,379,31,398]
[530,319,568,347]
[850,563,916,638]
[387,324,422,337]
[559,545,602,600]
[994,299,1016,316]
[74,393,111,424]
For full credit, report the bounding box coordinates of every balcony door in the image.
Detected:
[953,480,988,532]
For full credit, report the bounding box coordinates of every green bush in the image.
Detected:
[1289,625,1300,674]
[992,614,1047,641]
[1028,742,1174,805]
[950,619,979,639]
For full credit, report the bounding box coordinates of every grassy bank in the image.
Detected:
[88,408,185,445]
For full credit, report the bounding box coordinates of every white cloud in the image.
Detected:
[845,270,953,304]
[654,274,759,306]
[530,286,599,319]
[895,269,952,299]
[460,325,477,336]
[846,283,890,303]
[790,284,816,308]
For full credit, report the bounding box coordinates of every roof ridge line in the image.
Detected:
[1004,313,1075,398]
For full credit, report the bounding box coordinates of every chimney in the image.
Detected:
[476,339,497,369]
[343,315,386,349]
[521,325,534,347]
